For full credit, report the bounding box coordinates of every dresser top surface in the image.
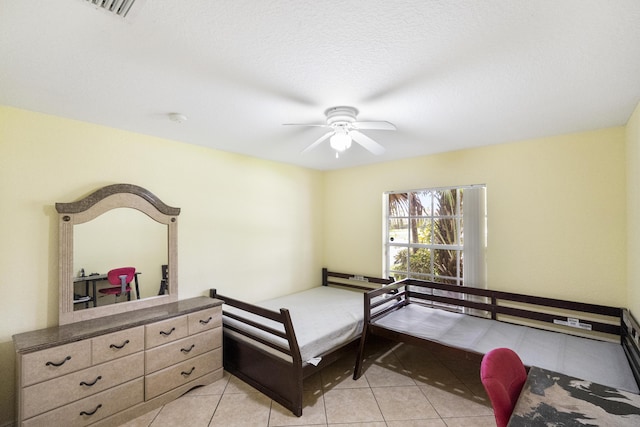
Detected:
[13,297,223,353]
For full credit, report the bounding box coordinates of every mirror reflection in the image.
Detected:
[58,183,179,325]
[72,207,167,310]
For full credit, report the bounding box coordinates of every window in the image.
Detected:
[384,185,486,289]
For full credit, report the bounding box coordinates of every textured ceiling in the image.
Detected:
[2,0,640,170]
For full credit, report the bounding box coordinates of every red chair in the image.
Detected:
[480,348,527,427]
[99,267,137,301]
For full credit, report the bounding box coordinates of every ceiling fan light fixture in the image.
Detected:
[285,105,393,156]
[168,112,187,123]
[330,131,352,152]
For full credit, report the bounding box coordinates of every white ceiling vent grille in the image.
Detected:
[86,0,137,17]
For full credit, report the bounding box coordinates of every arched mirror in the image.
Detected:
[57,184,180,325]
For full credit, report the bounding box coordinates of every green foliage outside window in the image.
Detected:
[389,189,462,284]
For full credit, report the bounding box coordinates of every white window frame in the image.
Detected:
[383,185,486,289]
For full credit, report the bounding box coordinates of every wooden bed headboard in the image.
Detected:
[321,267,394,289]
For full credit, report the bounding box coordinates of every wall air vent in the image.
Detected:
[86,0,137,18]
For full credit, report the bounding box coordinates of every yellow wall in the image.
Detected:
[324,128,628,304]
[0,106,324,423]
[627,102,640,316]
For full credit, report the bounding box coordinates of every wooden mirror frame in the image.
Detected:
[56,184,180,325]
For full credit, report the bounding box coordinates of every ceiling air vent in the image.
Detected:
[86,0,137,17]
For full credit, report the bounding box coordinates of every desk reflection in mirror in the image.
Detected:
[73,271,141,310]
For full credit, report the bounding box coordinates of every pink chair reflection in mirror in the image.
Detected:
[99,267,137,301]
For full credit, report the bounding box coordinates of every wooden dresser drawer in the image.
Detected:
[14,297,223,427]
[145,328,221,374]
[22,340,91,386]
[92,326,144,364]
[22,352,143,420]
[145,348,221,400]
[188,306,222,335]
[145,315,188,349]
[23,377,144,427]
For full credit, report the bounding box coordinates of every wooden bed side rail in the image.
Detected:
[404,279,623,337]
[209,289,302,363]
[322,267,394,291]
[623,309,640,386]
[363,279,623,338]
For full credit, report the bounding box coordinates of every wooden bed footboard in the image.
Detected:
[355,278,628,380]
[210,268,393,416]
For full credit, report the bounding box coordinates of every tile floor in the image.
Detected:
[121,339,497,427]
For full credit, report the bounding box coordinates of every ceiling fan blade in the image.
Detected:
[302,131,333,153]
[283,123,329,127]
[350,130,386,155]
[352,121,396,131]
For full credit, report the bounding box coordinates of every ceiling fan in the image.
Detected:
[284,106,396,157]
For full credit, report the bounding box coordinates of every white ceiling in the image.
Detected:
[2,1,640,170]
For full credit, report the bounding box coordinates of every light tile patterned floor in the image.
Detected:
[120,340,496,427]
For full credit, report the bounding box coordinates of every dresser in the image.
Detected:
[13,297,223,427]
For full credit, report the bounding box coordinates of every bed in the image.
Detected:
[209,268,393,416]
[354,278,640,395]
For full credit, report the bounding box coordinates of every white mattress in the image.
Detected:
[223,286,365,364]
[374,304,639,393]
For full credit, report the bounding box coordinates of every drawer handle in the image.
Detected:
[80,376,102,387]
[181,344,196,354]
[79,404,102,416]
[181,367,195,377]
[199,316,213,325]
[160,327,176,336]
[45,355,71,367]
[110,339,130,349]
